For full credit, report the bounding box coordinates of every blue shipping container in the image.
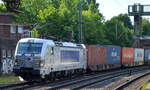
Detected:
[144,50,150,61]
[97,45,121,64]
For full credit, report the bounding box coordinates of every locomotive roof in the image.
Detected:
[19,38,55,46]
[18,38,83,48]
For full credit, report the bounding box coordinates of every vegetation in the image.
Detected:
[103,14,134,46]
[140,82,149,90]
[0,0,150,47]
[0,74,19,83]
[0,77,19,83]
[142,19,150,36]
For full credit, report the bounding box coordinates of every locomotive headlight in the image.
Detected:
[40,63,44,67]
[14,59,19,65]
[40,60,45,67]
[14,62,18,65]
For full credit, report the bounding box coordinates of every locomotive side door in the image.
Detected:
[44,45,55,67]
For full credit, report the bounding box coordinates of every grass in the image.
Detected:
[140,82,149,90]
[0,74,20,84]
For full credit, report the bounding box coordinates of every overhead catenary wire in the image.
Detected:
[112,0,128,13]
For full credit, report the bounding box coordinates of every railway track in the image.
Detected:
[0,79,64,90]
[49,71,127,90]
[114,71,150,90]
[6,71,125,90]
[83,68,150,90]
[0,66,149,90]
[0,81,33,90]
[12,81,52,90]
[46,68,147,90]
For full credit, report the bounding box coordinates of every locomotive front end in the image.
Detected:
[13,38,53,81]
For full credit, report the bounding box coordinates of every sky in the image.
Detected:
[0,0,150,20]
[97,0,150,20]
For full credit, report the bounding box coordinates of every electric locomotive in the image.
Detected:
[13,38,87,81]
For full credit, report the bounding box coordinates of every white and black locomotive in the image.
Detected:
[13,38,87,81]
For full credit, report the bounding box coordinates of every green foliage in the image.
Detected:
[13,0,53,24]
[13,0,104,43]
[32,28,39,38]
[82,9,105,44]
[142,18,150,36]
[0,0,136,46]
[0,3,7,12]
[103,15,134,47]
[112,14,133,29]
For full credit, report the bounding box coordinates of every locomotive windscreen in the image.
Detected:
[61,50,80,62]
[17,43,43,54]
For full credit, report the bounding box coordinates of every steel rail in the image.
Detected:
[47,71,129,90]
[113,71,150,90]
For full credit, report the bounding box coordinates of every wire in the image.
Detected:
[112,0,128,12]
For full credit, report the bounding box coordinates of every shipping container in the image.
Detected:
[144,49,150,61]
[134,48,144,65]
[121,48,134,66]
[95,45,121,69]
[144,49,150,64]
[105,45,121,64]
[86,45,107,71]
[98,45,121,64]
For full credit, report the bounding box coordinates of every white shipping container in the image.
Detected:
[134,48,144,62]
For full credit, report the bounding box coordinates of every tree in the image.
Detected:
[13,0,54,24]
[0,0,135,46]
[111,14,133,29]
[142,18,150,36]
[82,1,104,44]
[103,15,134,47]
[11,0,104,43]
[0,3,7,12]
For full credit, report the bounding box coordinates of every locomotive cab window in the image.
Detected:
[17,43,43,54]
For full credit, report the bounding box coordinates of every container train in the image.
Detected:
[13,38,150,81]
